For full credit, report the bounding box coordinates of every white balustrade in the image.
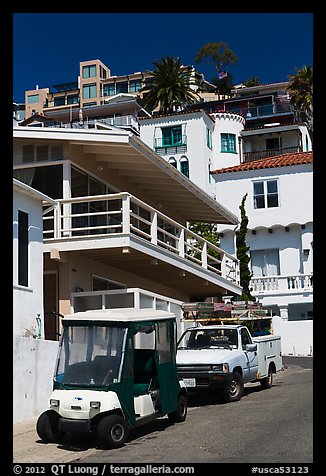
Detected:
[43,192,239,284]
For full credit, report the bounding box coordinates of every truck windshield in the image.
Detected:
[54,325,127,386]
[177,328,238,349]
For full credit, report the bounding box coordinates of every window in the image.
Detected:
[129,79,142,92]
[82,83,97,99]
[103,84,115,97]
[27,94,39,104]
[54,96,65,107]
[22,145,34,163]
[168,157,177,168]
[162,126,183,147]
[221,133,237,153]
[180,156,189,178]
[253,180,279,209]
[92,276,125,291]
[116,82,128,94]
[100,65,107,79]
[206,128,212,149]
[250,249,280,277]
[18,210,28,287]
[266,137,280,150]
[240,328,252,346]
[82,64,96,78]
[67,94,79,105]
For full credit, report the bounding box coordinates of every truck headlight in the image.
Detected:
[50,399,60,407]
[90,401,101,409]
[211,363,229,373]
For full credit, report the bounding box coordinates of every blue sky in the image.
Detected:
[13,13,313,103]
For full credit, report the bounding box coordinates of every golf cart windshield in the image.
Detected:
[177,328,238,350]
[55,325,127,386]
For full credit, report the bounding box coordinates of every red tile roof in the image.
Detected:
[211,151,313,175]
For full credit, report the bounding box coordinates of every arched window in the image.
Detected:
[180,156,189,178]
[168,157,177,168]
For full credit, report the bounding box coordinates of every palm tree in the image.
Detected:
[287,65,313,140]
[141,56,200,113]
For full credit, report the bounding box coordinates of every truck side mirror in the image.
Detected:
[243,343,257,352]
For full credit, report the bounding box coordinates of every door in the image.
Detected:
[240,328,259,381]
[43,271,60,340]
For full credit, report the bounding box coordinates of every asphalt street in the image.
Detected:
[13,356,313,465]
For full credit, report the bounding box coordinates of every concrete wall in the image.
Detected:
[13,337,59,423]
[272,316,313,356]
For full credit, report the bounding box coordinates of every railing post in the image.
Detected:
[221,253,227,279]
[178,228,185,258]
[122,194,131,235]
[202,242,208,269]
[53,203,61,239]
[151,211,158,245]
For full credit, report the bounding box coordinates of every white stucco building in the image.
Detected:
[211,151,313,322]
[13,178,56,337]
[139,110,245,197]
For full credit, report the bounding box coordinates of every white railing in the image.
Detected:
[43,192,239,284]
[70,287,184,314]
[250,274,313,293]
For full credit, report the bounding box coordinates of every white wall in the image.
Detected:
[13,337,59,423]
[211,112,245,170]
[214,163,313,230]
[272,316,313,356]
[140,112,215,197]
[13,188,45,337]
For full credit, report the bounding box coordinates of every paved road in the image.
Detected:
[13,357,313,464]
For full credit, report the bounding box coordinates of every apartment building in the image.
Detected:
[23,58,211,121]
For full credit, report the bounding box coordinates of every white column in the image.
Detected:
[279,305,289,321]
[122,194,131,235]
[151,211,158,245]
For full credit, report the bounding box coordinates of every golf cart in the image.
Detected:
[36,308,187,449]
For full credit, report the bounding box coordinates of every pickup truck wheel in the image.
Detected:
[222,372,244,403]
[168,394,187,423]
[260,366,273,389]
[97,414,129,449]
[36,410,66,443]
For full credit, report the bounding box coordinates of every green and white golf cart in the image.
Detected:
[36,308,187,449]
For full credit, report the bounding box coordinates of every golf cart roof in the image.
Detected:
[63,308,176,323]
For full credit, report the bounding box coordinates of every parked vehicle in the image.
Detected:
[36,308,187,449]
[176,324,282,402]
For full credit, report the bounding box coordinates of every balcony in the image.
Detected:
[43,192,240,291]
[227,102,294,120]
[154,135,187,155]
[250,274,313,294]
[243,145,302,162]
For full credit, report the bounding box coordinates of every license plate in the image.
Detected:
[183,378,196,388]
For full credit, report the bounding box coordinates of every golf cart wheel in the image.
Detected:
[168,394,187,423]
[36,410,66,443]
[260,365,273,389]
[97,414,129,449]
[222,371,244,403]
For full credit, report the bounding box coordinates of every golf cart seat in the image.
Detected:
[133,349,158,395]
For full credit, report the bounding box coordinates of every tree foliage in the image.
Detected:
[141,56,200,113]
[194,42,238,77]
[236,194,255,301]
[243,76,260,87]
[287,65,313,140]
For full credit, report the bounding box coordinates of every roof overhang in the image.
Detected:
[13,126,238,225]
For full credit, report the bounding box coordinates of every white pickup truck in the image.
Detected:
[176,324,282,403]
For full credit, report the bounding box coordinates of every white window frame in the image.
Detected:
[252,178,279,209]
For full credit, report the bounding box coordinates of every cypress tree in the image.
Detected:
[236,193,255,301]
